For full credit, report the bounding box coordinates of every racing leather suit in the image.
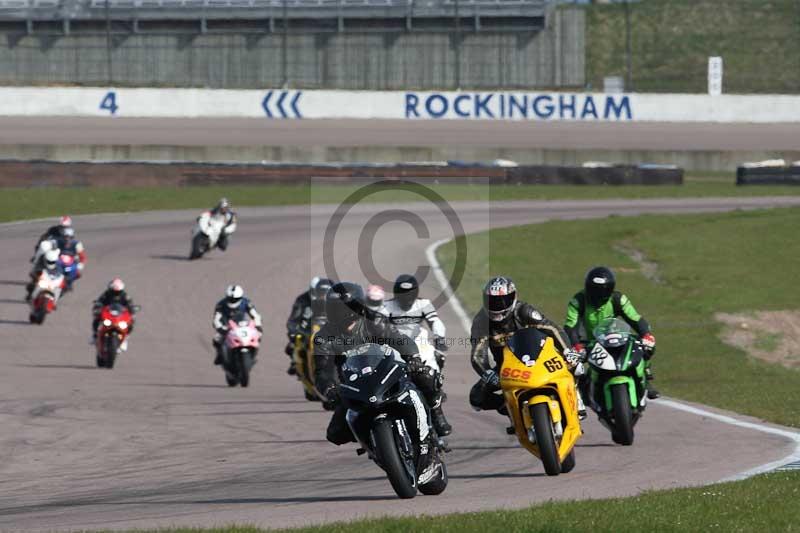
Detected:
[314,318,443,445]
[383,297,446,371]
[469,301,572,411]
[285,290,313,358]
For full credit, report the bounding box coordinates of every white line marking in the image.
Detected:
[425,237,800,482]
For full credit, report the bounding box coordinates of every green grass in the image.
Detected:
[438,207,800,428]
[583,0,800,93]
[2,178,800,224]
[139,471,800,532]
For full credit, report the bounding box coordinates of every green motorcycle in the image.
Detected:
[585,318,648,445]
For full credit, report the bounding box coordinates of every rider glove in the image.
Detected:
[481,370,500,387]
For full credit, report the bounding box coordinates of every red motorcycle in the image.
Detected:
[95,303,138,368]
[29,270,66,324]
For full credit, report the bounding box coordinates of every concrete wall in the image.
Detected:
[0,9,585,90]
[0,144,794,173]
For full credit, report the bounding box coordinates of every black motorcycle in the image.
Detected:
[338,343,448,499]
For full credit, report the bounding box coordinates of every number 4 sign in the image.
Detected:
[100,91,118,115]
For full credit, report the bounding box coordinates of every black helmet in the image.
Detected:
[483,276,517,322]
[310,277,333,301]
[393,274,419,311]
[585,266,616,308]
[310,277,333,315]
[325,282,365,331]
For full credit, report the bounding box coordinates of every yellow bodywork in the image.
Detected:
[293,323,325,400]
[500,336,582,463]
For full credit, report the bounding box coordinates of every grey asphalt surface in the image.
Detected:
[2,118,800,150]
[1,197,799,531]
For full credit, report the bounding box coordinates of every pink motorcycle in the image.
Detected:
[222,314,262,387]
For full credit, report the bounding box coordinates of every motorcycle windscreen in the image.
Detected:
[506,327,550,364]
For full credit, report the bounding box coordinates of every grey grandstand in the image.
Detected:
[0,0,547,33]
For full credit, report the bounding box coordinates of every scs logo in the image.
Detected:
[501,368,531,380]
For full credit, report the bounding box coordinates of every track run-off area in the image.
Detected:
[1,197,800,531]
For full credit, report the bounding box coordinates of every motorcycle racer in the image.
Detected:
[469,276,586,420]
[383,274,451,435]
[56,227,87,274]
[32,215,72,256]
[213,284,263,365]
[285,276,333,375]
[364,284,387,325]
[199,198,238,252]
[314,282,452,442]
[25,241,59,301]
[91,278,137,344]
[565,266,659,399]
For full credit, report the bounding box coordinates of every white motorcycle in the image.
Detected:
[29,269,65,324]
[189,211,237,260]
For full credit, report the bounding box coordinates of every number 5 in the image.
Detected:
[100,91,118,115]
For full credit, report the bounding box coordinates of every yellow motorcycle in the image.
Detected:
[500,327,582,475]
[292,321,333,409]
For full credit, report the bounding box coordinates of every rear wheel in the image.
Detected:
[611,383,634,445]
[531,403,561,476]
[373,419,417,499]
[225,374,238,387]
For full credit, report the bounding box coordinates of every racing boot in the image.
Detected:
[577,388,587,420]
[645,364,660,399]
[431,405,452,437]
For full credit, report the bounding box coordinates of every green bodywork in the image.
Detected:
[591,340,647,410]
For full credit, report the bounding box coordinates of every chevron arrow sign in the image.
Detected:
[262,90,303,119]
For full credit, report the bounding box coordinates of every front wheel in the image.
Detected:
[560,449,576,473]
[611,383,634,445]
[238,352,252,388]
[531,402,561,476]
[372,419,417,499]
[418,455,448,495]
[189,233,208,260]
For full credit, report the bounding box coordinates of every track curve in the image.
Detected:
[1,197,799,531]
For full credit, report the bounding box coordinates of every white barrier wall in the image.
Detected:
[2,87,800,123]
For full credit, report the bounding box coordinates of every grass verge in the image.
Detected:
[2,179,800,224]
[583,0,800,93]
[438,207,800,428]
[144,471,800,532]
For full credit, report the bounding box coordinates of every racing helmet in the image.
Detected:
[483,276,517,322]
[44,249,59,271]
[59,215,73,228]
[217,198,230,214]
[225,284,244,309]
[310,277,334,315]
[62,227,75,243]
[585,266,616,308]
[39,240,55,254]
[393,274,419,311]
[325,282,364,331]
[109,277,125,293]
[365,284,385,312]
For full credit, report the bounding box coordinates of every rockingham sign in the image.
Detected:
[404,92,632,120]
[0,87,799,123]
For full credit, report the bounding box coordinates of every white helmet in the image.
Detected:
[39,240,55,254]
[225,284,244,309]
[44,249,59,270]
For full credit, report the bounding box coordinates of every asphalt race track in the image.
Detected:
[1,198,800,531]
[2,118,800,151]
